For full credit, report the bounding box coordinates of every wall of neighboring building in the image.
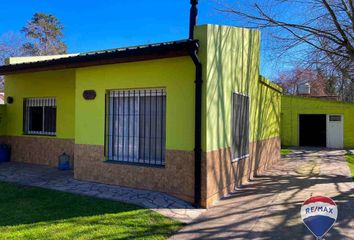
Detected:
[195,24,281,207]
[281,95,354,148]
[74,57,196,203]
[0,105,6,136]
[3,70,76,166]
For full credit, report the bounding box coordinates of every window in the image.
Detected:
[231,93,249,161]
[106,88,166,166]
[23,97,56,136]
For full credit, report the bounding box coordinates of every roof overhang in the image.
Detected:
[0,40,198,75]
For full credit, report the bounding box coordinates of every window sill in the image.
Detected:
[104,160,165,169]
[23,133,57,137]
[231,154,249,163]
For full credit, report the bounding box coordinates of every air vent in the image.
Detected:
[329,115,341,121]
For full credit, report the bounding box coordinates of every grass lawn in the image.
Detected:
[280,148,293,156]
[345,152,354,181]
[0,181,183,240]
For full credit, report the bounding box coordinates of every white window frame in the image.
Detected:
[24,97,56,136]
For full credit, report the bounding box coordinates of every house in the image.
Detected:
[0,24,281,208]
[281,95,354,149]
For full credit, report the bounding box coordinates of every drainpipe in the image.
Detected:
[189,0,202,207]
[189,0,198,39]
[190,43,202,207]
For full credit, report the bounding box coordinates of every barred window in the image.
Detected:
[106,88,166,166]
[231,93,249,161]
[23,97,56,136]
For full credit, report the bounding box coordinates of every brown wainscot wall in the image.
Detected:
[0,135,280,208]
[1,136,75,167]
[201,136,280,208]
[74,144,195,203]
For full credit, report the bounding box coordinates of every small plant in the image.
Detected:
[345,151,354,181]
[281,148,292,156]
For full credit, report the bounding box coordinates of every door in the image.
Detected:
[327,115,344,149]
[299,114,326,147]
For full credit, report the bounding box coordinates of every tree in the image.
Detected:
[0,13,67,90]
[0,32,24,90]
[276,68,330,96]
[0,32,24,63]
[218,0,354,102]
[21,13,67,56]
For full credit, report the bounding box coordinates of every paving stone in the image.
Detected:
[0,162,204,223]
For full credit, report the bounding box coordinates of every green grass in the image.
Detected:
[0,181,183,240]
[345,152,354,181]
[280,148,293,156]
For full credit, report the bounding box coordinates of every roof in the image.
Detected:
[0,39,198,75]
[5,54,80,65]
[302,95,339,101]
[282,95,354,105]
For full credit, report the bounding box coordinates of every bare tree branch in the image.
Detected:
[218,0,354,102]
[321,0,354,58]
[341,0,354,31]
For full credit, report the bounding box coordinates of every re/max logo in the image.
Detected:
[305,206,334,214]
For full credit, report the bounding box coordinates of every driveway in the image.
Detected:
[171,149,353,239]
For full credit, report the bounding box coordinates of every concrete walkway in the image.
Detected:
[172,149,353,239]
[0,162,204,223]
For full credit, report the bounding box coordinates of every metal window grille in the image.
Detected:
[23,97,56,136]
[106,88,166,166]
[231,93,249,160]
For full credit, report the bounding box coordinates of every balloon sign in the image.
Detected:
[301,196,337,239]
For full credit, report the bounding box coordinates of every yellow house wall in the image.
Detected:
[194,24,282,207]
[4,70,76,139]
[75,56,195,151]
[195,24,281,152]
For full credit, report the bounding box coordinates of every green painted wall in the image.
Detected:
[257,76,282,141]
[194,24,281,152]
[281,96,354,148]
[75,57,195,151]
[4,70,76,139]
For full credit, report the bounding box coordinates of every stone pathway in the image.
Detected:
[171,149,354,239]
[0,162,204,223]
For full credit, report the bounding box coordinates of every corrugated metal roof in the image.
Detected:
[79,40,193,56]
[6,54,80,65]
[0,39,198,75]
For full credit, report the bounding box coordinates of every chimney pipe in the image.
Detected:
[189,0,198,39]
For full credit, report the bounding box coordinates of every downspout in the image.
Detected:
[190,43,202,207]
[189,0,198,39]
[189,0,202,207]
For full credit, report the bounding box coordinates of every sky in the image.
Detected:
[0,0,294,79]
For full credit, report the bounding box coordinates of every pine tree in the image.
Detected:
[21,13,67,56]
